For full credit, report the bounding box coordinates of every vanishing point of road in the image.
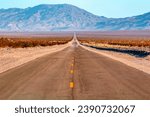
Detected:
[0,34,150,100]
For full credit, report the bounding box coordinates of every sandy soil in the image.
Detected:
[81,44,150,75]
[0,42,71,74]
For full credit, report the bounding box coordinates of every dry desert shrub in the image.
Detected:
[0,37,72,48]
[78,36,150,47]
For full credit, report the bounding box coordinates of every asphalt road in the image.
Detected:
[0,36,150,100]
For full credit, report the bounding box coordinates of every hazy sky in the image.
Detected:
[0,0,150,18]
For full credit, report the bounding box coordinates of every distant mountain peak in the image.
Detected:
[0,4,149,31]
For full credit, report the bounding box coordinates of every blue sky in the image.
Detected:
[0,0,150,18]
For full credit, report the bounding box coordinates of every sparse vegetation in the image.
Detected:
[78,36,150,47]
[0,37,72,48]
[78,36,150,57]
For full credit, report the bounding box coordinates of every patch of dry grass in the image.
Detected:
[78,36,150,47]
[0,36,72,48]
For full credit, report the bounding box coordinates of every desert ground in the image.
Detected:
[0,31,150,100]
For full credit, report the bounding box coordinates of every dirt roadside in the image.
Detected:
[0,41,72,74]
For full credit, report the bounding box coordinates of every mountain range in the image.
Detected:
[0,4,150,31]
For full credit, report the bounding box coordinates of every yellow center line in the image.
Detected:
[70,70,74,74]
[70,82,74,88]
[69,57,75,89]
[71,63,74,66]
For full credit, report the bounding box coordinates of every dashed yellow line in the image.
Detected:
[70,70,74,74]
[69,57,75,89]
[71,63,74,66]
[70,82,74,88]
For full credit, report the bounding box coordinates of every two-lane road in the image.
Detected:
[0,36,150,99]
